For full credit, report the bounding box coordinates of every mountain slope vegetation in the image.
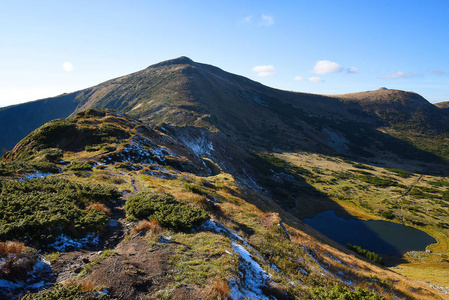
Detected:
[0,109,448,299]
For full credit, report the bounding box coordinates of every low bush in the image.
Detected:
[0,160,59,176]
[380,210,394,220]
[21,283,112,299]
[352,163,375,170]
[385,167,412,178]
[87,203,111,216]
[358,175,398,188]
[0,241,37,281]
[184,182,207,195]
[66,161,94,171]
[311,282,384,299]
[85,145,101,152]
[348,244,383,265]
[0,177,120,246]
[125,192,209,231]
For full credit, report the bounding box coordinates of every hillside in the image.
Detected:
[0,93,82,151]
[1,110,448,299]
[2,57,449,168]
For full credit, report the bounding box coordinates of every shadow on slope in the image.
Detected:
[0,92,82,151]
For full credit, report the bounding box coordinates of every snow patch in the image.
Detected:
[180,133,214,157]
[48,233,99,251]
[152,148,173,161]
[323,128,349,153]
[229,242,270,300]
[19,172,53,181]
[199,220,245,243]
[0,256,52,297]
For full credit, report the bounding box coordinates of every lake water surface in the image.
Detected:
[303,210,436,255]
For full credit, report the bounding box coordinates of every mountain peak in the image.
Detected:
[149,56,195,68]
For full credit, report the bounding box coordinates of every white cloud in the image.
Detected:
[240,15,252,23]
[62,62,74,72]
[294,76,303,81]
[252,65,276,77]
[380,71,414,79]
[312,60,342,74]
[259,14,274,27]
[308,76,323,83]
[429,69,445,75]
[347,67,358,74]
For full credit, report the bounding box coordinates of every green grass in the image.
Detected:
[170,231,235,285]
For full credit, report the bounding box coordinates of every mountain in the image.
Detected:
[1,109,447,299]
[3,57,449,168]
[0,92,82,151]
[2,58,449,298]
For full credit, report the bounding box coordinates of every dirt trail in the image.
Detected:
[53,175,141,284]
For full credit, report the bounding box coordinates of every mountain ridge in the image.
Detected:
[2,57,449,167]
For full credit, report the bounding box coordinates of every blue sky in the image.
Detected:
[1,0,448,107]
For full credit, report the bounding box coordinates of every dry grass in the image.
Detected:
[202,279,229,300]
[62,278,97,292]
[131,219,162,236]
[0,241,36,281]
[87,203,111,216]
[0,241,25,257]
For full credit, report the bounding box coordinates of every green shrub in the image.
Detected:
[125,192,209,231]
[41,148,64,162]
[347,244,383,265]
[66,161,94,171]
[85,145,101,152]
[381,210,394,220]
[21,284,112,299]
[184,183,207,195]
[311,282,384,299]
[352,163,374,170]
[358,175,398,187]
[0,177,120,246]
[0,160,59,176]
[384,168,412,178]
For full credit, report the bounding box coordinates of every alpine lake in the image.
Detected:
[304,210,437,255]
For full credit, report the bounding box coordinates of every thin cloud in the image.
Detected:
[347,67,358,74]
[252,65,276,77]
[294,76,303,81]
[380,71,415,79]
[259,14,274,26]
[429,69,445,75]
[240,15,252,24]
[313,60,342,74]
[308,76,323,83]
